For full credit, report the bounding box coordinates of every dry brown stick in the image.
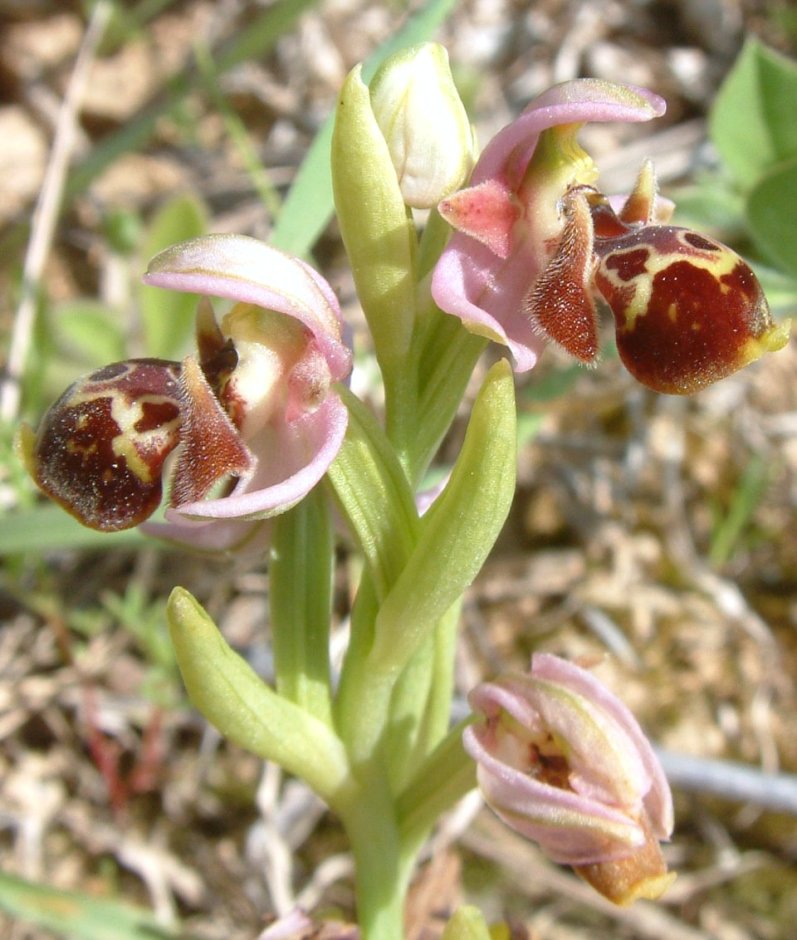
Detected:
[1,0,112,423]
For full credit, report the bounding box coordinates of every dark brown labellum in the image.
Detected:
[24,359,182,531]
[593,226,778,394]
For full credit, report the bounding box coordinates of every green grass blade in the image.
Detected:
[0,505,146,554]
[271,0,459,257]
[0,869,180,940]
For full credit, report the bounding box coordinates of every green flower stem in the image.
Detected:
[333,570,404,773]
[327,385,420,601]
[371,361,516,675]
[270,488,334,726]
[384,633,435,791]
[336,768,407,940]
[408,313,487,484]
[397,719,477,847]
[167,587,354,806]
[411,598,461,761]
[384,598,461,791]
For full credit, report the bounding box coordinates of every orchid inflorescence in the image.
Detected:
[18,42,790,938]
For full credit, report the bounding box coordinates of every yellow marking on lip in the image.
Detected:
[110,394,181,485]
[597,230,739,331]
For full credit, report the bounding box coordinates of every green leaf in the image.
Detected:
[326,386,421,601]
[746,156,797,277]
[371,360,516,672]
[0,505,145,554]
[709,454,771,567]
[710,37,797,186]
[52,300,127,367]
[331,65,418,369]
[167,587,352,803]
[138,194,208,358]
[0,869,177,940]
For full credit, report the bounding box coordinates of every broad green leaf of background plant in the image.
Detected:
[52,299,128,368]
[0,870,178,940]
[710,37,797,186]
[138,194,208,358]
[746,156,797,277]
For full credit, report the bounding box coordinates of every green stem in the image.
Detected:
[338,770,406,940]
[412,599,461,760]
[384,599,461,791]
[334,574,399,771]
[270,488,334,726]
[384,633,435,791]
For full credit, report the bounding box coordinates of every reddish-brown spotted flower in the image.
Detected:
[432,79,790,392]
[19,235,352,550]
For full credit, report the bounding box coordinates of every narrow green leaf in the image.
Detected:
[710,37,797,186]
[63,0,322,203]
[138,194,208,358]
[0,869,177,940]
[397,719,476,845]
[167,587,352,803]
[326,387,420,601]
[371,360,516,672]
[746,156,797,277]
[0,505,145,554]
[709,454,771,566]
[270,488,334,724]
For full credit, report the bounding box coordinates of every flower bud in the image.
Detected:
[370,42,474,208]
[463,653,675,906]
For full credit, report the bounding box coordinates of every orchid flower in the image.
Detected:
[432,79,790,392]
[463,653,675,906]
[19,235,352,550]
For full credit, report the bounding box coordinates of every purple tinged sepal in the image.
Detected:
[463,653,675,906]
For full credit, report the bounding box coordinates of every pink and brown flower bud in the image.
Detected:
[463,653,675,905]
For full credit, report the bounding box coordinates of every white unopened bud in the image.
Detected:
[370,43,475,209]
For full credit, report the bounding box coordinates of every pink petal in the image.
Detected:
[432,242,545,372]
[432,80,666,373]
[168,394,348,521]
[143,234,352,382]
[472,80,666,190]
[531,654,673,838]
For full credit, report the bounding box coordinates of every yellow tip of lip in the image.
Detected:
[762,318,792,353]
